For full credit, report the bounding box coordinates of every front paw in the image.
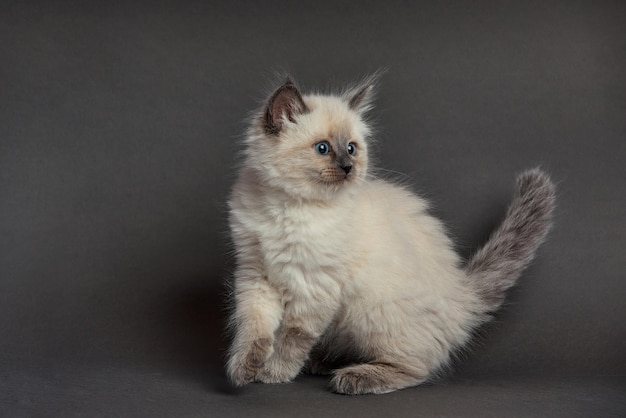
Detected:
[255,358,301,384]
[227,338,273,386]
[255,367,297,384]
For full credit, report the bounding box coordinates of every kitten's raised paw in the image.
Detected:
[227,338,273,386]
[330,363,423,395]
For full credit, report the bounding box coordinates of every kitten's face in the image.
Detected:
[246,78,375,201]
[270,95,369,193]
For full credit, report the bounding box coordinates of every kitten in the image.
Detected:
[226,75,555,395]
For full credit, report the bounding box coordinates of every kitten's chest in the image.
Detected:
[259,202,343,264]
[254,200,349,293]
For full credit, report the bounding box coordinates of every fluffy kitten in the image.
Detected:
[226,75,555,395]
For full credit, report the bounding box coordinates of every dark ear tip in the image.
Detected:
[282,74,297,88]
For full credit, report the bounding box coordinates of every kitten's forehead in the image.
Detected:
[303,94,364,140]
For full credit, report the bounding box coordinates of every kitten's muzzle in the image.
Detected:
[320,166,353,183]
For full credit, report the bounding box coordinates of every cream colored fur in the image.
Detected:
[226,78,552,395]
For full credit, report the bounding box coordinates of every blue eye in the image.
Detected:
[315,141,331,155]
[347,143,357,156]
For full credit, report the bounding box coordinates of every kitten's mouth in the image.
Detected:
[319,169,353,184]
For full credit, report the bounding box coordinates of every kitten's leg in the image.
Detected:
[330,361,427,395]
[226,272,283,386]
[256,302,338,384]
[255,324,318,383]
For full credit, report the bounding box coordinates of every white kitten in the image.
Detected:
[226,76,555,395]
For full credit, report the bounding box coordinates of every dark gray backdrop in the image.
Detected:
[1,0,624,416]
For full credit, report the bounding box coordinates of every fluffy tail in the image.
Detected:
[466,168,556,312]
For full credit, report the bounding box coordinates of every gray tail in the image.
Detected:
[466,168,556,312]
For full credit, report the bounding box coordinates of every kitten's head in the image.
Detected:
[244,75,377,201]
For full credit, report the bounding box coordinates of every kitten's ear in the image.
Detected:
[264,77,309,136]
[346,72,383,113]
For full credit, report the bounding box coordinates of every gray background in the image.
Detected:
[1,0,625,416]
